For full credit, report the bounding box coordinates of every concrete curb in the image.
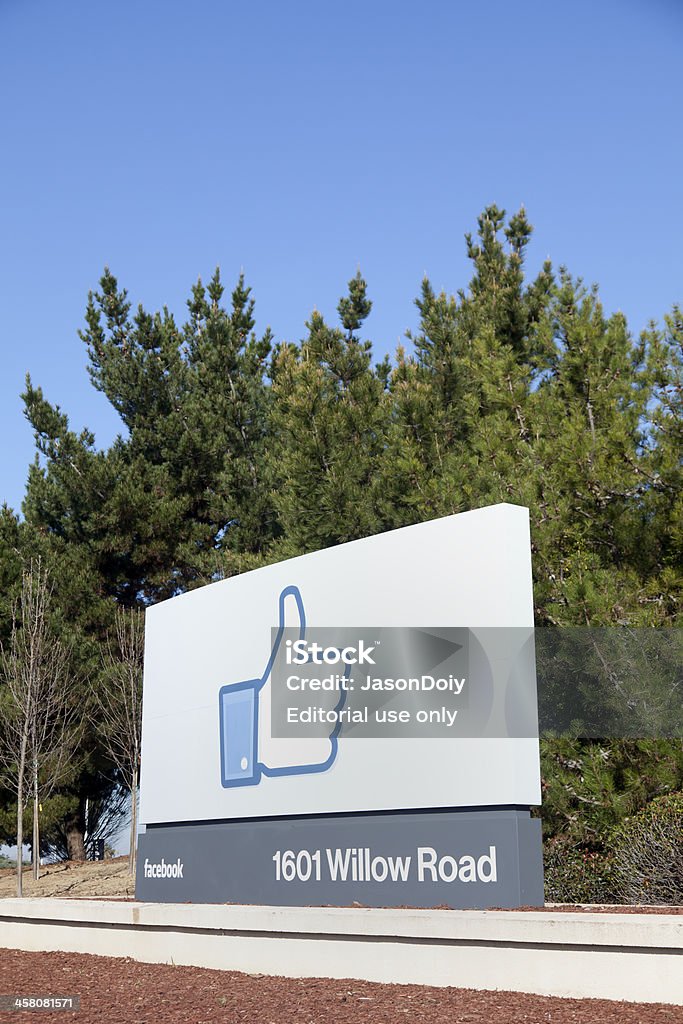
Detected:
[0,900,681,1004]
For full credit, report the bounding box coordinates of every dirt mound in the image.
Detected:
[0,857,134,899]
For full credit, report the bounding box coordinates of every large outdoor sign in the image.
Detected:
[136,503,544,907]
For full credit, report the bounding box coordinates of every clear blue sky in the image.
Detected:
[1,0,681,514]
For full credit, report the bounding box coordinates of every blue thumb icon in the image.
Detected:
[219,586,346,788]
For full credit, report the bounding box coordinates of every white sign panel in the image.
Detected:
[139,503,541,826]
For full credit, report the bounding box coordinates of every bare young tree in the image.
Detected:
[0,656,29,896]
[0,559,80,895]
[89,606,144,875]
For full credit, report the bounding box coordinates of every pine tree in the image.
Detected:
[640,305,683,619]
[18,268,274,855]
[24,267,274,605]
[0,507,24,643]
[382,205,554,525]
[268,272,392,555]
[376,208,681,867]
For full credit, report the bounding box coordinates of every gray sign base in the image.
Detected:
[136,807,543,908]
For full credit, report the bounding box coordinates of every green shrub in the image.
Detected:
[610,791,683,905]
[543,834,616,904]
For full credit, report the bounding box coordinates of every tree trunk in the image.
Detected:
[32,762,40,881]
[129,765,138,876]
[65,806,86,861]
[16,731,27,898]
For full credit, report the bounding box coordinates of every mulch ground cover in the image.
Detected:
[0,949,681,1024]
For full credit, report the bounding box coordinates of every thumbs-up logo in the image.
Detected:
[218,586,346,788]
